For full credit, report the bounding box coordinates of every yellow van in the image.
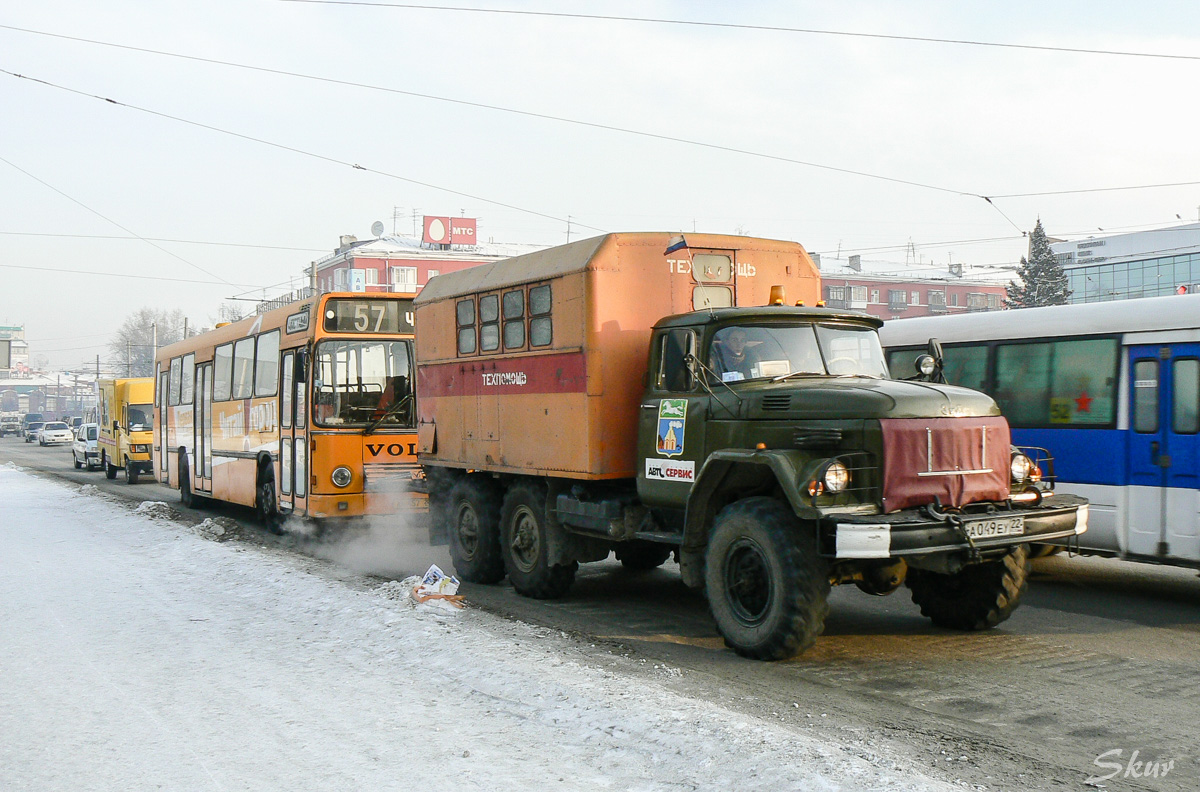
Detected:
[97,378,155,483]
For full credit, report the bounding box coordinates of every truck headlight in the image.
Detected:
[331,466,353,488]
[823,460,850,493]
[131,444,149,453]
[1010,453,1033,482]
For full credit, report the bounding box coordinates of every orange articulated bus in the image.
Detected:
[153,292,423,527]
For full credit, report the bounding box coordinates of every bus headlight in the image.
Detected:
[331,466,353,488]
[1010,453,1033,483]
[823,460,850,493]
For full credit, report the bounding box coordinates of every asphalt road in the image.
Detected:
[4,435,1198,791]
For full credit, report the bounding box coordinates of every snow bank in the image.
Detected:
[132,500,177,520]
[193,516,241,542]
[0,466,957,792]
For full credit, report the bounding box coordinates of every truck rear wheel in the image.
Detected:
[907,545,1029,631]
[501,482,576,599]
[705,498,830,661]
[615,541,674,570]
[447,478,505,584]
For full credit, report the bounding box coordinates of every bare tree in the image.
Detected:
[107,308,187,377]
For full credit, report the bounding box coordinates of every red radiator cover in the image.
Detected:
[879,416,1010,512]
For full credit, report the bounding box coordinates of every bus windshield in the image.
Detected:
[707,323,889,383]
[313,340,414,428]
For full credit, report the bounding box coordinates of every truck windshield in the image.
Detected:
[313,339,414,428]
[127,405,153,431]
[707,323,889,383]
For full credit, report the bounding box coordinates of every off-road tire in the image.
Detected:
[500,481,576,599]
[447,478,506,584]
[256,467,284,534]
[705,497,831,661]
[103,452,117,479]
[615,540,674,570]
[1027,543,1063,559]
[907,546,1030,631]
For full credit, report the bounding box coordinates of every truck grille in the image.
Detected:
[363,462,425,493]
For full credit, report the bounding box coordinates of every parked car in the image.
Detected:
[24,421,45,443]
[72,423,100,470]
[0,414,20,437]
[38,422,74,446]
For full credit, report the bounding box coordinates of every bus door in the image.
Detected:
[158,367,169,477]
[1126,344,1200,561]
[194,363,213,494]
[278,350,308,513]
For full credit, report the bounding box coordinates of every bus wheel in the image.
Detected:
[501,481,576,599]
[179,459,203,510]
[256,468,284,534]
[705,498,830,661]
[615,540,674,570]
[447,478,505,584]
[907,546,1029,631]
[125,458,139,485]
[103,452,117,480]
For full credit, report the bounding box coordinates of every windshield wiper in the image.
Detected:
[363,394,413,436]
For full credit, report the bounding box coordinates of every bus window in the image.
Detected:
[1133,360,1159,433]
[180,354,195,405]
[1049,338,1117,425]
[995,342,1052,426]
[255,331,280,398]
[232,337,255,400]
[941,344,988,392]
[214,343,233,401]
[169,357,182,406]
[1173,358,1199,435]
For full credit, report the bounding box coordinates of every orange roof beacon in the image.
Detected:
[415,232,1088,660]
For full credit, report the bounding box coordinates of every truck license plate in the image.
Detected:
[962,515,1025,539]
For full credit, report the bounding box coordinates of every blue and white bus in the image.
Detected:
[880,293,1200,569]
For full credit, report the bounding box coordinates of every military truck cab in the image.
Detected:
[416,233,1088,660]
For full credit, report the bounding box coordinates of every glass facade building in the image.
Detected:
[1064,251,1200,303]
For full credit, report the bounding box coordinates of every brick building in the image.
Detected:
[816,254,1009,320]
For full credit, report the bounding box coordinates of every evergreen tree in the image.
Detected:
[1005,219,1070,308]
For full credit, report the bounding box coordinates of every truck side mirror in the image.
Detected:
[113,420,120,432]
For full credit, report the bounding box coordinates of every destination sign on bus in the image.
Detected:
[323,299,415,334]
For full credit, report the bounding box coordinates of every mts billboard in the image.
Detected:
[423,216,477,245]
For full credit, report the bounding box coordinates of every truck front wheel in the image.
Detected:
[447,478,505,584]
[501,482,576,599]
[907,545,1029,631]
[705,498,830,661]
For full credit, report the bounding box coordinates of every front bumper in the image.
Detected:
[821,494,1089,560]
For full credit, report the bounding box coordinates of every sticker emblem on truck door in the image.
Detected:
[656,399,687,456]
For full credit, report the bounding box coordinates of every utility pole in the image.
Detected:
[126,340,131,377]
[182,318,188,339]
[566,216,573,243]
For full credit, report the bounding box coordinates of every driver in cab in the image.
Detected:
[709,327,760,382]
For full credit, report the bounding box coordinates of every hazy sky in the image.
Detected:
[4,1,1200,370]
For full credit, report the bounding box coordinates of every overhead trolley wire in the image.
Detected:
[4,30,1191,233]
[0,68,606,235]
[277,1,1200,63]
[0,153,238,285]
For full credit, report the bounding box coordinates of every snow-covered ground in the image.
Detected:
[0,466,958,791]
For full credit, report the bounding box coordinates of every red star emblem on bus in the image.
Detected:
[1075,391,1094,413]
